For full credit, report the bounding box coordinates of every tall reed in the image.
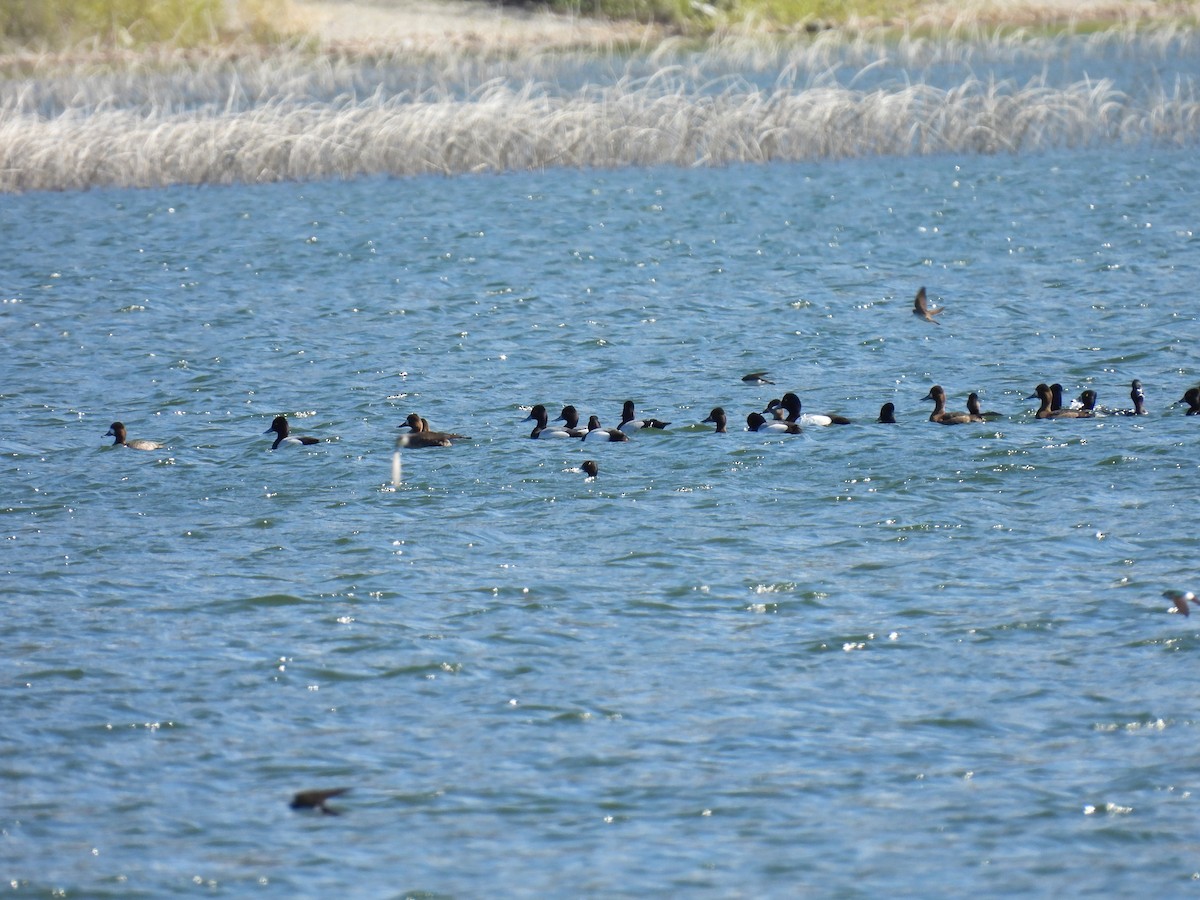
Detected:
[1,27,1196,191]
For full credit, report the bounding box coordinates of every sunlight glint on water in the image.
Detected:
[2,120,1199,894]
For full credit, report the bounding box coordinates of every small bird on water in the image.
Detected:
[264,415,320,450]
[290,787,350,815]
[581,460,599,479]
[912,286,943,324]
[396,413,470,448]
[742,372,775,385]
[105,421,163,451]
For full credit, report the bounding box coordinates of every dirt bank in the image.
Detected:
[281,0,1198,55]
[285,0,664,53]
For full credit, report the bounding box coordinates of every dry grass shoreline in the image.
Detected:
[278,0,1198,56]
[1,2,1197,192]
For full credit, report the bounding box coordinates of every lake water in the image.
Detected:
[4,47,1200,897]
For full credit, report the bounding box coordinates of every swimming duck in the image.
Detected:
[264,415,319,450]
[747,412,802,434]
[585,415,630,442]
[1050,383,1079,412]
[1113,379,1147,416]
[966,393,1003,420]
[554,405,590,437]
[397,413,469,448]
[922,386,983,425]
[581,460,599,479]
[1177,386,1200,415]
[1074,389,1100,414]
[912,286,942,323]
[703,407,729,433]
[772,392,852,426]
[524,405,578,439]
[1028,384,1091,419]
[877,403,897,424]
[618,400,670,433]
[742,372,774,385]
[105,421,163,451]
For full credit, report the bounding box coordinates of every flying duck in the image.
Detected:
[912,286,943,323]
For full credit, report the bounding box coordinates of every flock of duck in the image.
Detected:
[101,288,1199,455]
[101,377,1199,457]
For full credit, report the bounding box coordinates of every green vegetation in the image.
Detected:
[0,0,286,48]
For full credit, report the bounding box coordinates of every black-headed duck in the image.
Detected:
[772,392,851,426]
[586,415,630,442]
[618,400,670,433]
[554,405,590,437]
[1165,589,1195,616]
[1114,379,1147,416]
[525,405,577,439]
[703,407,729,433]
[106,421,163,451]
[747,412,802,434]
[877,403,897,424]
[264,415,319,450]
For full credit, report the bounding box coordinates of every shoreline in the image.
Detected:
[278,0,1197,55]
[1,1,1195,65]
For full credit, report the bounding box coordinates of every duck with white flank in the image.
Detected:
[1165,589,1196,616]
[397,413,470,448]
[912,286,943,323]
[1115,379,1148,416]
[618,400,670,434]
[106,421,163,451]
[747,412,802,434]
[525,405,578,439]
[922,386,984,425]
[769,392,852,427]
[554,405,590,437]
[1028,383,1092,419]
[264,415,320,450]
[585,415,630,442]
[742,372,774,385]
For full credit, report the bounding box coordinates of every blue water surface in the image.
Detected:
[2,143,1199,896]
